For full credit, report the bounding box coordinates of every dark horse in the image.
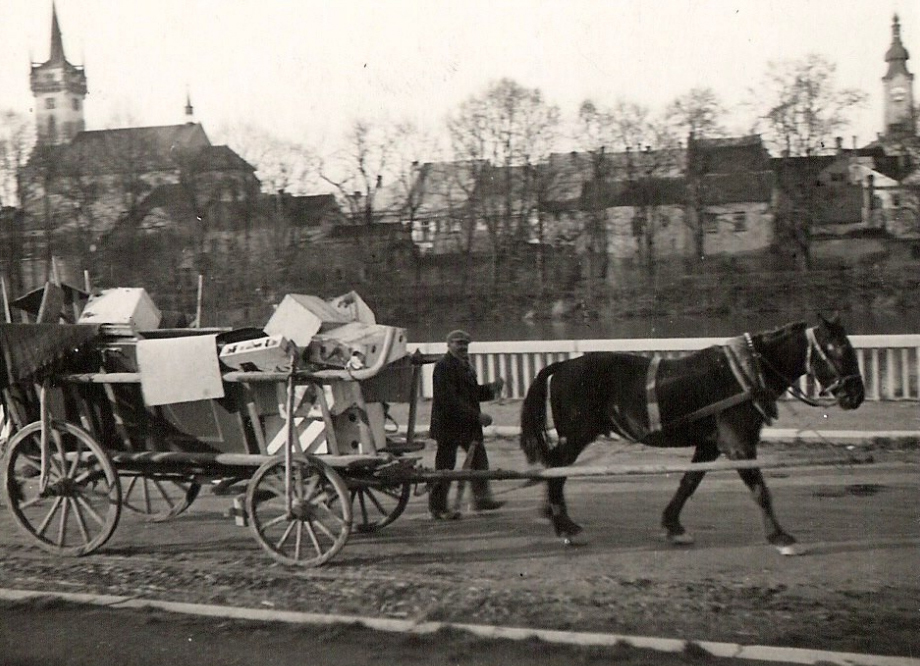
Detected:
[520,316,865,554]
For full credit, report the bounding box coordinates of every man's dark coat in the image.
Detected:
[429,351,498,443]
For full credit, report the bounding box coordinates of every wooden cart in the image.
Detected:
[0,323,433,567]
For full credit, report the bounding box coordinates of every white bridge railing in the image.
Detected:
[408,335,920,402]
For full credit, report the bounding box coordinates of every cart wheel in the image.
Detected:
[2,420,121,556]
[121,474,201,522]
[246,455,352,567]
[347,480,411,533]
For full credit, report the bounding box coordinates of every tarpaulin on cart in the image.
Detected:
[0,323,100,389]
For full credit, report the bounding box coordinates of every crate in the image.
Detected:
[219,335,296,372]
[78,288,161,334]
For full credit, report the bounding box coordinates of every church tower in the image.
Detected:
[882,14,915,138]
[30,3,87,145]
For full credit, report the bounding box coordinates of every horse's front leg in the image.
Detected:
[661,441,719,545]
[716,413,800,555]
[736,468,801,556]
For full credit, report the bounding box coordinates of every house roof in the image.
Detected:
[690,134,771,174]
[542,152,596,204]
[411,160,484,216]
[59,123,212,174]
[581,177,687,209]
[276,193,342,227]
[179,145,255,174]
[700,171,774,204]
[475,164,537,201]
[770,155,839,187]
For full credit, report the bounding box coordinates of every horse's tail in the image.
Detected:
[520,361,563,465]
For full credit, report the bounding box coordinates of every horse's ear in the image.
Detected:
[818,312,841,327]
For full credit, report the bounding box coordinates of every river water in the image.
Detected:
[410,309,920,343]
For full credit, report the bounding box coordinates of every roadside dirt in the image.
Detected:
[1,400,918,663]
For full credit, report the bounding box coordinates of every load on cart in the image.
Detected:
[1,284,434,567]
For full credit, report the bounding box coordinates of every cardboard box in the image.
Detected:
[264,292,378,347]
[219,335,296,372]
[307,322,407,369]
[78,288,161,333]
[326,291,376,325]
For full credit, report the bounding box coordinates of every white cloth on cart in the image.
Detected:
[136,334,224,406]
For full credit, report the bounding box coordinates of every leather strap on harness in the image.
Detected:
[645,356,662,433]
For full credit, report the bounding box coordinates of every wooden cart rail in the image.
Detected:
[107,451,404,471]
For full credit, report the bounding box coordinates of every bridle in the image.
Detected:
[805,327,862,398]
[755,326,861,408]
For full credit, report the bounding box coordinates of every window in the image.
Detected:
[45,98,56,109]
[72,98,80,111]
[892,194,901,207]
[703,213,718,234]
[733,211,747,232]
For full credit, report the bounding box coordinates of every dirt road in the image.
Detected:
[2,433,918,662]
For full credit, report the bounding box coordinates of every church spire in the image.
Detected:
[31,1,87,145]
[49,2,65,64]
[185,91,195,120]
[882,13,916,139]
[884,13,911,80]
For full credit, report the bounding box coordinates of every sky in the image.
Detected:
[1,0,917,164]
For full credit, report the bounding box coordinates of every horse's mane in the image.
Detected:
[754,321,807,345]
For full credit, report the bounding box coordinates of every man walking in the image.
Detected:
[428,329,505,520]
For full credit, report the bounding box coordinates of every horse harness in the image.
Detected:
[643,333,775,439]
[641,326,856,438]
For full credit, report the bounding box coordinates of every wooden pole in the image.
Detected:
[410,455,873,482]
[195,274,204,328]
[0,275,11,323]
[83,270,91,293]
[51,256,61,286]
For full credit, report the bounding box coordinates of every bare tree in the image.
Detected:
[0,109,36,208]
[0,110,36,291]
[663,87,728,140]
[214,122,317,195]
[384,123,444,228]
[752,53,867,157]
[447,78,560,289]
[752,54,867,269]
[318,119,414,224]
[575,99,681,276]
[665,88,728,264]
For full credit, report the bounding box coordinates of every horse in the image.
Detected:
[519,315,865,555]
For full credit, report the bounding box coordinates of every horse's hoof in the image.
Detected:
[777,544,804,556]
[665,532,695,546]
[560,534,583,547]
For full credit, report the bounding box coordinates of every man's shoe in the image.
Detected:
[429,509,461,521]
[470,499,505,512]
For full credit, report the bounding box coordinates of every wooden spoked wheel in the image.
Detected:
[246,455,352,567]
[121,474,201,522]
[2,420,121,556]
[346,480,411,533]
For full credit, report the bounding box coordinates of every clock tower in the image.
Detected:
[30,3,87,146]
[883,14,915,138]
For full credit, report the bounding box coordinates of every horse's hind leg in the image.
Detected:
[736,468,800,555]
[661,441,719,545]
[543,436,590,541]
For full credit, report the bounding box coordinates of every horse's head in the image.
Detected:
[807,314,865,410]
